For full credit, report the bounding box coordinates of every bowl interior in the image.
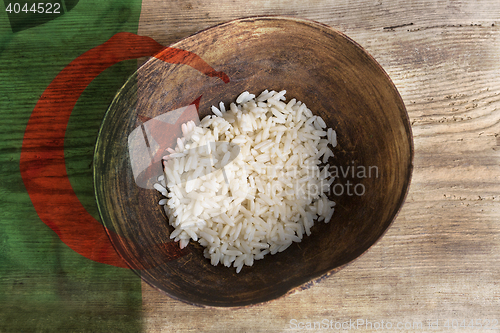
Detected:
[93,16,413,307]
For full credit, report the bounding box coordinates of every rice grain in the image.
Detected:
[156,90,337,272]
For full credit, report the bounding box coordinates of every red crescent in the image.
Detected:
[20,32,228,268]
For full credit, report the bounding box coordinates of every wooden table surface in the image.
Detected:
[1,0,499,332]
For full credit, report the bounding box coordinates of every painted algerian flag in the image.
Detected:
[0,1,145,331]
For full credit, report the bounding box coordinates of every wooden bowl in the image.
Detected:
[93,16,413,307]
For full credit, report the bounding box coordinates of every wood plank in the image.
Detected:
[137,0,499,45]
[138,0,500,331]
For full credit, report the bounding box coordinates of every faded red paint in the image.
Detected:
[20,32,228,268]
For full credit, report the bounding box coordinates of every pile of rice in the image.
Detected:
[154,90,337,273]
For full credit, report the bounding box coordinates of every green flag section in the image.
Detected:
[0,1,143,331]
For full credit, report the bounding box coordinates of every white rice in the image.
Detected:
[156,90,337,273]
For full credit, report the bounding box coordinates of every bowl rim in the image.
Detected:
[94,15,415,308]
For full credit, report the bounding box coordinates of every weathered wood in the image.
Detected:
[138,0,500,331]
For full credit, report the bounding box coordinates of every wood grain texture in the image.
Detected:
[137,0,500,332]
